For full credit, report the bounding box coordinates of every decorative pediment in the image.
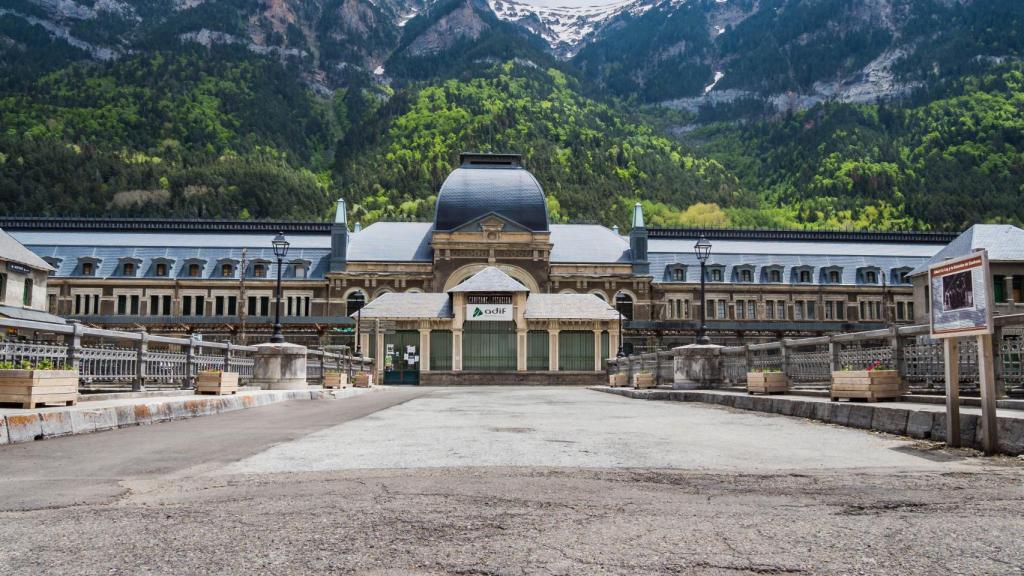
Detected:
[450,212,531,237]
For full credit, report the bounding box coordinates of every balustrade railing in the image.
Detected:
[606,314,1024,395]
[0,317,372,392]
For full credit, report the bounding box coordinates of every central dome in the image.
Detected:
[433,153,549,232]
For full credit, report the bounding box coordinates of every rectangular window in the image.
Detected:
[117,294,127,315]
[182,296,192,316]
[228,296,237,316]
[23,278,33,306]
[0,273,6,302]
[130,295,139,315]
[777,301,786,320]
[747,301,756,320]
[736,300,745,320]
[897,301,906,321]
[215,296,224,316]
[150,295,158,315]
[807,301,816,320]
[195,296,204,316]
[260,296,270,316]
[824,301,833,320]
[717,300,726,320]
[248,296,257,317]
[836,301,845,320]
[907,302,914,320]
[765,300,774,320]
[162,295,172,316]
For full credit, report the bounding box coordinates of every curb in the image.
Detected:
[592,386,1024,455]
[0,387,384,445]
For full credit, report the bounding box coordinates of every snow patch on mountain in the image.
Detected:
[487,0,643,54]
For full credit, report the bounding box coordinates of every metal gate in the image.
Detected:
[383,330,420,384]
[430,330,452,371]
[463,321,516,371]
[527,330,549,371]
[559,331,595,371]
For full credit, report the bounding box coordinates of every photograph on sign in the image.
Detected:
[929,251,993,338]
[466,303,513,321]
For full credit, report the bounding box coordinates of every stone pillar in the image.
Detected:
[548,327,559,372]
[593,329,603,372]
[452,329,463,371]
[671,344,724,390]
[419,328,431,372]
[516,329,528,372]
[134,332,148,392]
[609,328,620,359]
[252,342,308,390]
[375,328,385,381]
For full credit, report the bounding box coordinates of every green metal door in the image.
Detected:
[430,330,452,371]
[463,321,516,371]
[527,330,549,371]
[559,331,595,371]
[383,330,420,384]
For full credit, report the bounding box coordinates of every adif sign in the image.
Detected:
[466,304,512,321]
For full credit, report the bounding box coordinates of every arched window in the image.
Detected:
[155,263,168,277]
[615,292,634,321]
[770,270,781,283]
[346,291,367,316]
[866,270,877,284]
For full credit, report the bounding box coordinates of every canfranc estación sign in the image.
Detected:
[466,304,513,321]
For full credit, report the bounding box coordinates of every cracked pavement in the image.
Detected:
[1,387,1022,575]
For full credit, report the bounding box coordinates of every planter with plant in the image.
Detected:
[323,371,348,389]
[0,359,78,408]
[633,370,655,389]
[353,372,373,388]
[608,372,628,387]
[196,369,239,395]
[830,360,902,402]
[746,367,789,395]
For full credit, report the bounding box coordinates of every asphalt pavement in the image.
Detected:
[1,386,1021,575]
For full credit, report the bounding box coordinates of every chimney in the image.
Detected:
[329,198,348,272]
[629,202,649,274]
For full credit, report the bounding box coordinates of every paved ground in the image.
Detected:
[1,387,1022,575]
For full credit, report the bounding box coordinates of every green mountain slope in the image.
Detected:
[689,66,1024,230]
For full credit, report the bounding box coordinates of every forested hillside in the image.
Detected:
[1,0,1023,231]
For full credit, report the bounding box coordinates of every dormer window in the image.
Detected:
[189,264,201,277]
[829,270,841,284]
[673,268,684,281]
[253,263,267,278]
[710,269,723,282]
[799,270,812,283]
[221,264,233,277]
[123,263,135,276]
[82,262,94,276]
[893,268,912,285]
[155,263,168,277]
[770,270,781,283]
[866,270,878,284]
[293,264,306,279]
[740,269,753,283]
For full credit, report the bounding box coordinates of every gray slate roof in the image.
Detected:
[354,292,453,319]
[0,228,53,271]
[649,237,940,286]
[909,224,1024,275]
[550,224,631,263]
[0,304,66,324]
[524,293,622,320]
[347,222,434,262]
[434,163,549,232]
[448,266,530,293]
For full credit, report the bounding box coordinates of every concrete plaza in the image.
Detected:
[1,387,1022,575]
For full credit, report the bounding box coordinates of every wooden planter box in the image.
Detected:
[324,371,348,389]
[196,371,239,395]
[0,369,78,409]
[747,372,789,395]
[353,372,373,388]
[633,372,655,389]
[831,370,901,402]
[609,373,628,387]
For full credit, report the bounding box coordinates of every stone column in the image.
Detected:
[452,329,463,371]
[593,328,603,372]
[419,328,431,372]
[252,342,308,390]
[516,329,528,372]
[548,327,559,372]
[609,327,620,359]
[671,344,724,390]
[375,327,384,381]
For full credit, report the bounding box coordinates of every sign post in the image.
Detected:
[929,250,998,454]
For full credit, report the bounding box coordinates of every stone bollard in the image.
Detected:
[251,343,309,390]
[671,344,725,390]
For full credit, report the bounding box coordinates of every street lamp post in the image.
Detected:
[694,235,712,345]
[270,232,290,344]
[615,291,626,358]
